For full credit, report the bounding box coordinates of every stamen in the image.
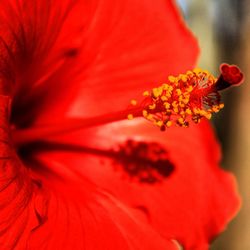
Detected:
[128,63,243,130]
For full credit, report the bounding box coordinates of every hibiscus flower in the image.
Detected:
[0,0,242,249]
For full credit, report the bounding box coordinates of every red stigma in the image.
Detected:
[220,63,244,86]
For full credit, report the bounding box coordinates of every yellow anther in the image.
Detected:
[165,92,171,98]
[185,108,192,115]
[182,98,189,105]
[143,91,150,96]
[199,110,207,116]
[193,108,200,115]
[164,102,170,109]
[181,75,188,82]
[130,99,137,106]
[173,107,179,113]
[172,101,178,107]
[176,89,182,96]
[162,83,169,90]
[219,103,224,109]
[193,68,202,74]
[186,86,193,92]
[152,87,163,98]
[212,106,220,113]
[177,74,183,80]
[168,76,176,83]
[147,114,153,120]
[178,117,184,124]
[205,113,212,120]
[166,121,172,127]
[161,96,168,101]
[127,114,134,120]
[142,110,148,117]
[155,121,163,127]
[149,103,156,110]
[186,70,193,76]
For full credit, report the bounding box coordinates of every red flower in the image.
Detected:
[0,0,241,249]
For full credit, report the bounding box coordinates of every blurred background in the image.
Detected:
[177,0,250,249]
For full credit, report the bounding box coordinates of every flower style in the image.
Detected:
[0,0,242,250]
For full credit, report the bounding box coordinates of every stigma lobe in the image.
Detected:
[215,63,244,91]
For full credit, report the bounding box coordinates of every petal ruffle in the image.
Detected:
[36,120,240,250]
[0,0,199,125]
[66,0,199,119]
[0,96,178,250]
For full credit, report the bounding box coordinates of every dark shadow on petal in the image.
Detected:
[62,48,79,58]
[113,140,175,184]
[18,139,175,185]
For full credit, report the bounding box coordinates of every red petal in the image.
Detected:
[0,0,199,124]
[39,120,240,249]
[0,96,177,249]
[66,0,199,119]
